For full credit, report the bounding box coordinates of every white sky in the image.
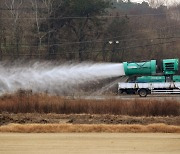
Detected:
[130,0,180,5]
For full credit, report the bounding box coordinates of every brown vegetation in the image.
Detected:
[1,113,179,126]
[0,123,179,133]
[0,92,179,116]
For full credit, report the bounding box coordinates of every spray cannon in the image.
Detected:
[123,60,157,76]
[123,58,179,77]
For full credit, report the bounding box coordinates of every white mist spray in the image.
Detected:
[0,62,125,94]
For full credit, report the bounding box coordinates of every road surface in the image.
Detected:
[76,94,180,101]
[0,133,180,154]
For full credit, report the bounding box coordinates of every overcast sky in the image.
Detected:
[129,0,180,5]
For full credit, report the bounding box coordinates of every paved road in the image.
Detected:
[0,133,180,154]
[76,94,180,101]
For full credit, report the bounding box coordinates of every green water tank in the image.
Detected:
[163,59,179,75]
[136,76,165,83]
[173,75,180,82]
[123,60,156,76]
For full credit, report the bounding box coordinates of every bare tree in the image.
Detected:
[5,0,23,58]
[42,0,56,57]
[169,4,180,21]
[30,0,43,58]
[0,2,2,60]
[30,0,61,58]
[148,0,168,8]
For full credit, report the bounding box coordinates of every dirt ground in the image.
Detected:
[0,113,180,126]
[0,133,179,154]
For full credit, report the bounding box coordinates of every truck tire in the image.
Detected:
[138,89,148,97]
[118,90,123,94]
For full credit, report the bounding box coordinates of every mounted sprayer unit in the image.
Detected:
[118,58,180,97]
[122,58,179,82]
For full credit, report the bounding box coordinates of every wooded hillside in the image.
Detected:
[0,0,180,62]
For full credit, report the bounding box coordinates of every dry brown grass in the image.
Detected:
[0,123,179,133]
[0,92,179,116]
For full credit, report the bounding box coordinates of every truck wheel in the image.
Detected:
[118,90,125,95]
[138,89,148,97]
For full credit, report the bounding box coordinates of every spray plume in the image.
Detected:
[0,61,125,95]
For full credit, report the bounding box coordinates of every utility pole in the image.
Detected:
[109,40,120,62]
[0,6,2,61]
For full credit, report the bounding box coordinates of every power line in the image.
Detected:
[115,40,178,51]
[51,36,180,46]
[1,36,179,47]
[0,13,171,20]
[1,40,178,54]
[0,23,179,50]
[51,40,179,51]
[1,14,180,47]
[3,23,179,45]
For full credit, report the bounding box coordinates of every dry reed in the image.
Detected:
[0,92,179,116]
[0,123,179,133]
